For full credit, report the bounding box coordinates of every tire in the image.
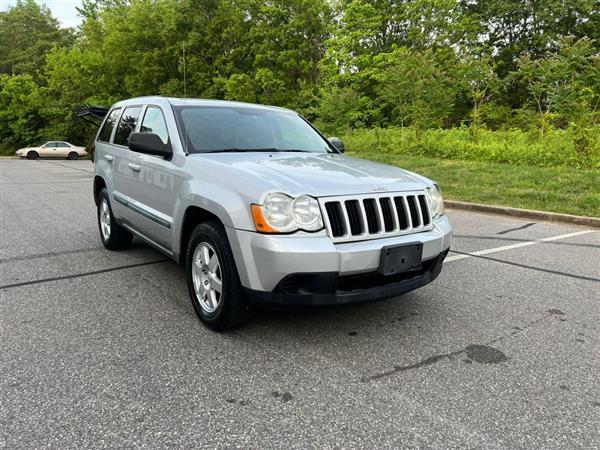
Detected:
[97,188,133,250]
[27,151,39,160]
[186,221,251,331]
[67,152,78,160]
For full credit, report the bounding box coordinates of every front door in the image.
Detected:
[40,142,57,157]
[127,105,179,250]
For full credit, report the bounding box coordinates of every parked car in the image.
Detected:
[93,96,452,330]
[16,141,87,160]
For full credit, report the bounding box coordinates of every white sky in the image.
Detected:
[0,0,83,28]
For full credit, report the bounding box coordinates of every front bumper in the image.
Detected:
[245,249,448,308]
[227,215,452,299]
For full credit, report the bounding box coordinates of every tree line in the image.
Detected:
[0,0,598,157]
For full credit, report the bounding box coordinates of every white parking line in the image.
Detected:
[446,230,597,262]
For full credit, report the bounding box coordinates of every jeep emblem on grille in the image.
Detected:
[372,185,389,192]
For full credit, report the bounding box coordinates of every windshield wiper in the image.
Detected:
[206,148,313,153]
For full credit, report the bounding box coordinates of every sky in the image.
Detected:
[0,0,83,28]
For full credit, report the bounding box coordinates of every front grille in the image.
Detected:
[320,192,433,242]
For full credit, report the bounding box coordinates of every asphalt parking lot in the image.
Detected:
[1,159,599,448]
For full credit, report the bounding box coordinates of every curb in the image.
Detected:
[445,200,600,229]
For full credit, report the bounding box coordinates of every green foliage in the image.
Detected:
[0,74,46,150]
[373,47,457,130]
[316,87,375,133]
[0,0,599,173]
[0,0,73,79]
[342,126,600,168]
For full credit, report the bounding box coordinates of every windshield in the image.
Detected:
[174,105,333,154]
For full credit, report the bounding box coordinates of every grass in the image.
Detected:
[345,151,600,217]
[342,127,600,168]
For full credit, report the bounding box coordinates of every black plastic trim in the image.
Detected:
[245,250,448,309]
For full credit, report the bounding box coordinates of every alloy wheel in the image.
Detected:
[192,242,223,313]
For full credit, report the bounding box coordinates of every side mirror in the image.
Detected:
[128,132,172,159]
[328,137,345,153]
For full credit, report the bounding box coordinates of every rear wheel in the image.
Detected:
[186,221,251,331]
[97,188,133,250]
[27,151,38,160]
[67,152,78,160]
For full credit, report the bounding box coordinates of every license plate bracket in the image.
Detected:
[378,242,423,276]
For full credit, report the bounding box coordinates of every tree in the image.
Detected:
[515,38,600,156]
[458,56,500,137]
[374,47,457,132]
[0,0,73,79]
[0,74,46,150]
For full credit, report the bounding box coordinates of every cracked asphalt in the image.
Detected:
[1,159,599,448]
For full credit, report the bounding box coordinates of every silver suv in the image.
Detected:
[93,97,452,330]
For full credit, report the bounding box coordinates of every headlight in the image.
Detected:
[251,193,323,233]
[425,184,444,218]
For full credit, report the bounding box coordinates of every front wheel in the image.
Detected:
[67,152,78,160]
[97,188,133,250]
[186,221,251,331]
[27,151,39,160]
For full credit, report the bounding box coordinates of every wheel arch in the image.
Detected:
[93,176,106,206]
[178,206,224,265]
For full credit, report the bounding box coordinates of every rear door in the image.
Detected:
[109,106,143,225]
[127,105,178,249]
[95,107,131,221]
[56,142,70,157]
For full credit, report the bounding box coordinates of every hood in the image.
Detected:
[192,152,431,197]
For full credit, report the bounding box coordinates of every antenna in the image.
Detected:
[182,42,187,98]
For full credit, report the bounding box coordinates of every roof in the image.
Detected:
[111,96,294,113]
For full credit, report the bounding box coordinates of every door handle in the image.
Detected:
[128,162,141,172]
[104,155,113,162]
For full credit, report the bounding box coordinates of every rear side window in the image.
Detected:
[114,107,141,146]
[140,107,169,144]
[98,109,121,142]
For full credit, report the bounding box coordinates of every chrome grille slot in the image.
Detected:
[363,199,380,233]
[418,194,431,226]
[394,197,409,230]
[407,195,420,228]
[379,197,395,232]
[345,200,363,235]
[324,202,346,237]
[320,191,433,243]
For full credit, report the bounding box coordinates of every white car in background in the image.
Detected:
[16,141,87,160]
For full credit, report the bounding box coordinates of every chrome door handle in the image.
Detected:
[128,162,141,172]
[104,155,113,162]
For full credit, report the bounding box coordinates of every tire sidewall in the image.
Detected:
[68,152,78,160]
[97,189,114,247]
[186,227,229,323]
[27,151,38,160]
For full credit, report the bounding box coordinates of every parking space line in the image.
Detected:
[0,259,169,291]
[496,222,536,235]
[0,246,103,264]
[446,230,597,262]
[450,250,600,283]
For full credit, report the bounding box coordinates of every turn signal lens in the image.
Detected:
[251,204,278,233]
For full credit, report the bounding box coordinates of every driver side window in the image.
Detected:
[140,107,169,144]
